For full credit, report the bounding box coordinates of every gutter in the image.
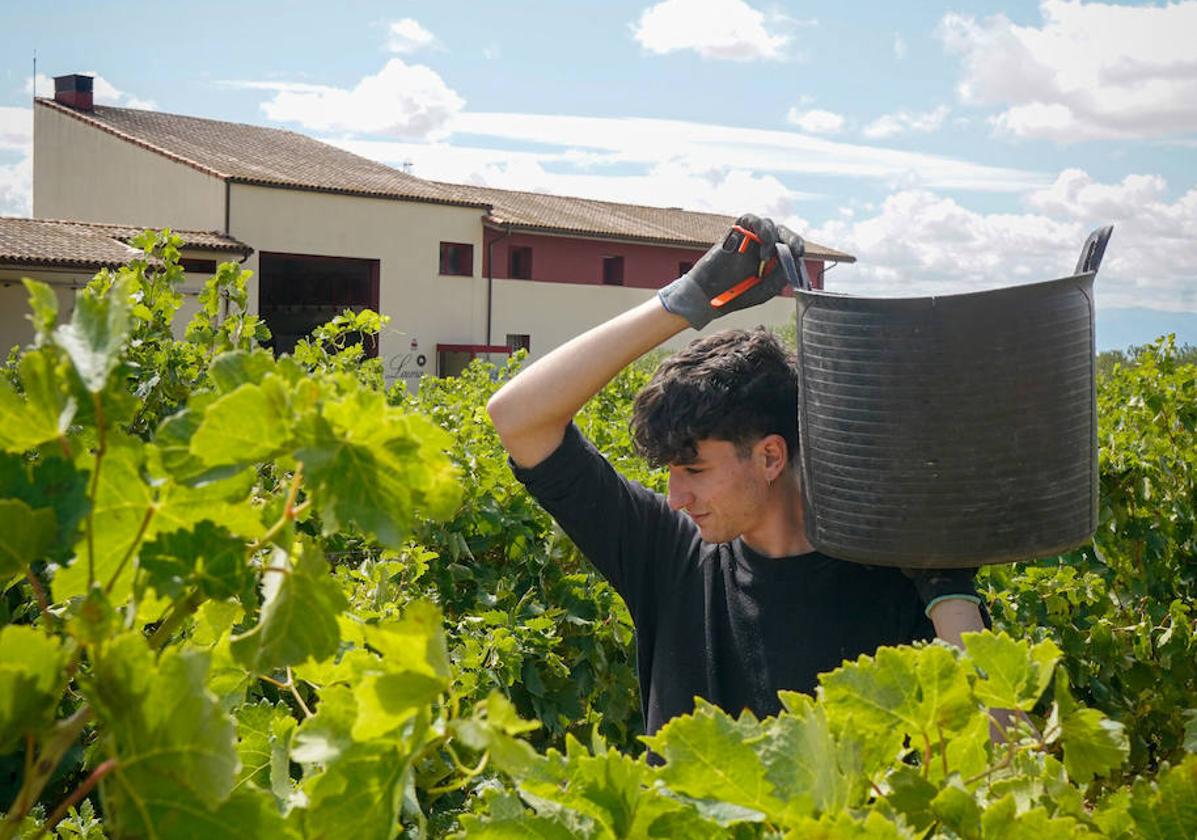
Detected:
[485,222,513,347]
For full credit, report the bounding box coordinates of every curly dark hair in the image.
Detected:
[631,328,799,467]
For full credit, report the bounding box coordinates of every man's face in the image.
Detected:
[666,438,770,543]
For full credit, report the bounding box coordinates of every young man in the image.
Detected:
[487,215,990,739]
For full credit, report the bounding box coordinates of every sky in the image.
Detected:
[1,0,1195,349]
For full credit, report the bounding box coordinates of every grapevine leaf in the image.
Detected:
[295,389,460,549]
[91,635,239,833]
[642,699,777,822]
[140,521,252,602]
[23,277,58,338]
[819,643,974,749]
[1128,754,1197,840]
[1053,671,1129,783]
[192,600,244,646]
[352,603,450,740]
[54,279,132,392]
[963,630,1061,711]
[53,439,157,603]
[1183,709,1197,754]
[757,701,859,817]
[230,543,347,672]
[234,699,295,801]
[192,379,290,468]
[208,349,277,394]
[455,815,582,840]
[0,625,71,752]
[156,468,263,541]
[0,499,56,576]
[781,810,908,838]
[930,782,982,840]
[882,766,937,833]
[151,395,246,485]
[0,351,75,453]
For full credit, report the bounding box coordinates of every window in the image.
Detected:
[602,256,624,286]
[678,260,694,277]
[506,333,531,353]
[258,252,380,357]
[180,258,218,274]
[439,242,473,276]
[508,246,533,280]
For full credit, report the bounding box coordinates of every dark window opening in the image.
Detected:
[678,260,694,277]
[180,258,218,274]
[602,256,624,286]
[439,242,474,276]
[508,246,533,280]
[258,252,380,358]
[506,333,531,353]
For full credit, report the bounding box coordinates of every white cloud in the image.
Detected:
[0,155,32,216]
[0,107,31,152]
[387,18,436,54]
[940,0,1197,141]
[786,108,844,135]
[331,136,813,223]
[863,105,950,139]
[442,111,1046,192]
[893,34,907,60]
[632,0,791,61]
[229,58,465,140]
[26,72,155,109]
[810,170,1197,312]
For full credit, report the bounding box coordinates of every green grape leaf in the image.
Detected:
[781,810,908,839]
[90,635,239,834]
[1052,671,1129,784]
[230,543,347,673]
[54,279,132,392]
[0,351,75,453]
[208,349,278,394]
[819,642,975,748]
[192,380,290,468]
[883,766,938,833]
[455,815,588,840]
[642,699,776,822]
[352,602,450,741]
[295,389,460,549]
[234,699,296,800]
[293,686,413,840]
[151,394,246,486]
[1182,709,1197,754]
[192,600,244,647]
[757,701,860,817]
[156,468,263,541]
[1128,754,1197,840]
[0,453,89,555]
[140,521,252,602]
[23,277,58,338]
[0,625,71,752]
[53,439,157,603]
[963,630,1061,711]
[0,499,56,576]
[931,783,982,840]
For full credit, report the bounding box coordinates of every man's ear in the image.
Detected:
[756,434,789,480]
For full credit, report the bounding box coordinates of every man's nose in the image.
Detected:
[667,476,693,511]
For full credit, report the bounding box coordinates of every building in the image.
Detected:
[19,73,855,386]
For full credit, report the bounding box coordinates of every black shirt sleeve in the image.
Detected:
[509,423,697,621]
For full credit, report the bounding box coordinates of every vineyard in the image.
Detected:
[0,233,1194,838]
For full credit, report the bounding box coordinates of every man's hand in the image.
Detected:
[658,214,805,330]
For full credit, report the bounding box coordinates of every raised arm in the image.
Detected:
[487,215,804,468]
[487,298,688,468]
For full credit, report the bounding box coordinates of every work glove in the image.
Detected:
[658,214,805,331]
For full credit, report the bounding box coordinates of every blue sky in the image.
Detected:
[2,0,1195,348]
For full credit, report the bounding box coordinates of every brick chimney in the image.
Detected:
[53,74,94,111]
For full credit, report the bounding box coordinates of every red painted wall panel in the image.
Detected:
[483,229,824,292]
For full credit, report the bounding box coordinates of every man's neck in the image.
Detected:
[740,472,813,558]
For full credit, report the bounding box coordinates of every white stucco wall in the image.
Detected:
[229,183,487,389]
[33,103,226,231]
[491,279,798,362]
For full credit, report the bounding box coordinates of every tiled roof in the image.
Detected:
[37,98,855,262]
[442,183,856,262]
[0,217,252,270]
[36,99,486,208]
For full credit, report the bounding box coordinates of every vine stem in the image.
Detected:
[147,588,205,651]
[247,466,305,554]
[0,707,92,840]
[84,392,107,587]
[24,570,52,626]
[104,505,157,595]
[285,668,314,719]
[35,758,117,839]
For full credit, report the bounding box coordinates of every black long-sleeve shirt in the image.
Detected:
[512,423,989,736]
